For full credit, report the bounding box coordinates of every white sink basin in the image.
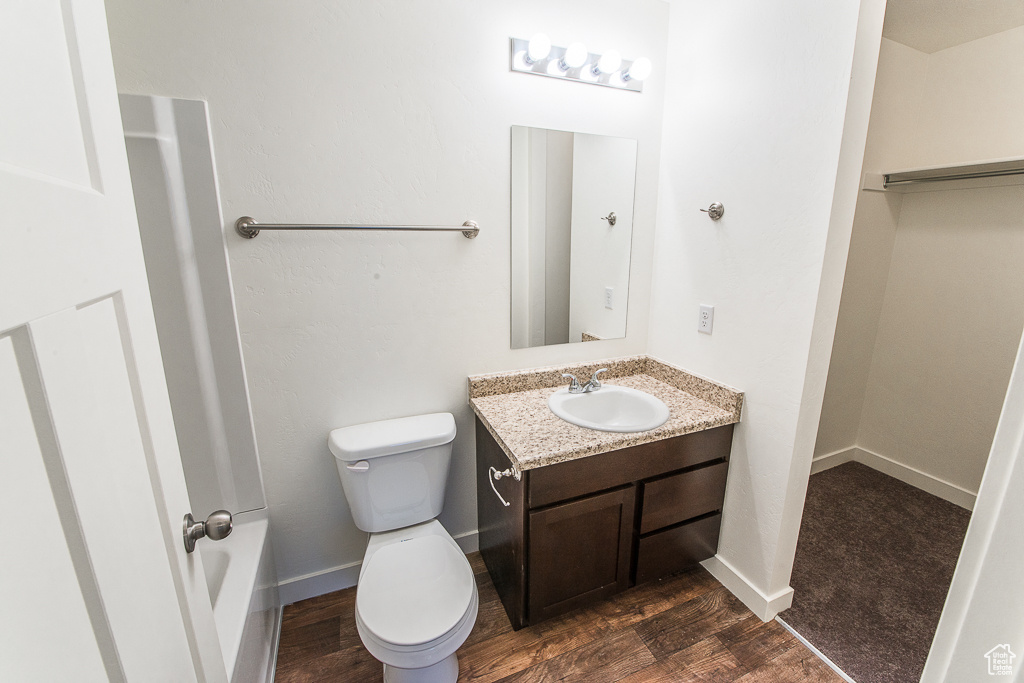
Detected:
[548,385,670,433]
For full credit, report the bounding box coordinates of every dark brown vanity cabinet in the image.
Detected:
[476,418,734,629]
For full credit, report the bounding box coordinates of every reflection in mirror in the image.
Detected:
[510,126,638,349]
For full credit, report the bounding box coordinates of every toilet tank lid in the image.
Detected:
[329,412,456,462]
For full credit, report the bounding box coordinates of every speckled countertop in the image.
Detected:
[469,356,743,471]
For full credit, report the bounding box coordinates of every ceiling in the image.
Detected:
[882,0,1024,53]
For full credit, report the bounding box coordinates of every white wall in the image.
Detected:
[857,186,1024,493]
[922,320,1024,682]
[527,128,550,346]
[510,127,531,349]
[106,0,669,599]
[814,39,926,458]
[569,133,636,341]
[543,131,573,345]
[815,29,1024,503]
[911,26,1024,168]
[647,0,879,614]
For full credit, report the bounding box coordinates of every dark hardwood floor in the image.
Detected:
[275,552,843,682]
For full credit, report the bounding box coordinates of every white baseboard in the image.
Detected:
[701,554,794,622]
[453,529,480,554]
[277,530,479,606]
[810,446,859,474]
[277,560,362,606]
[810,446,976,510]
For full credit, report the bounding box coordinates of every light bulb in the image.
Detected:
[595,49,622,75]
[526,33,551,63]
[624,56,652,82]
[560,42,588,70]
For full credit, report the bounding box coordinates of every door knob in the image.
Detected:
[183,510,233,553]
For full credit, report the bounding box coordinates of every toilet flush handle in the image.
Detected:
[346,460,370,472]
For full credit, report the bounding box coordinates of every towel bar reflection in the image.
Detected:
[235,216,480,239]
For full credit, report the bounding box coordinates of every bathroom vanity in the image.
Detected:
[469,356,742,629]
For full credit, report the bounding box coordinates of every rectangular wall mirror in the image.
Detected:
[510,126,638,349]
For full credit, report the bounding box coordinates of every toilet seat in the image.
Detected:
[355,520,478,670]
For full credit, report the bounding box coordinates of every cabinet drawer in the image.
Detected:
[529,424,734,509]
[635,513,721,584]
[640,461,728,534]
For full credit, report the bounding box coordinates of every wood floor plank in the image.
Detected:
[275,642,383,683]
[463,591,514,649]
[615,660,693,683]
[275,564,843,683]
[717,615,800,669]
[457,606,615,683]
[733,644,845,683]
[633,586,751,660]
[661,636,747,682]
[467,551,488,575]
[281,587,355,629]
[590,566,719,631]
[275,616,343,672]
[618,635,749,683]
[492,628,656,683]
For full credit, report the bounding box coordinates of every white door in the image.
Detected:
[0,1,225,681]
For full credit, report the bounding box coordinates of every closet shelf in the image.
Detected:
[863,156,1024,193]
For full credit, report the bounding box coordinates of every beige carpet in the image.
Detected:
[782,462,971,683]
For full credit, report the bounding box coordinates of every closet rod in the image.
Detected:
[884,159,1024,188]
[235,216,480,239]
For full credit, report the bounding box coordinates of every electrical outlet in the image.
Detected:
[698,304,714,334]
[605,287,614,310]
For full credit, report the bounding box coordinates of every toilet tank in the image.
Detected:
[329,413,457,533]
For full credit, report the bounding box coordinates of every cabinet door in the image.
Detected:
[528,486,635,624]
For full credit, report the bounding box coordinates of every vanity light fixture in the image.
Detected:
[525,33,551,64]
[510,36,650,92]
[594,49,622,76]
[560,42,589,70]
[623,56,652,82]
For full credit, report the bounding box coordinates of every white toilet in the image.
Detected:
[329,413,478,683]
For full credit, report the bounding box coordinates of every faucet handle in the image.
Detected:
[589,368,609,390]
[561,373,584,394]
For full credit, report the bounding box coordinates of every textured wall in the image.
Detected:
[817,29,1024,496]
[911,26,1024,168]
[858,185,1024,492]
[647,0,874,604]
[814,39,926,458]
[106,0,669,592]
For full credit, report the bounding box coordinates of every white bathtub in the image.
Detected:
[200,509,280,683]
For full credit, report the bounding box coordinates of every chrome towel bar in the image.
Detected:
[235,216,479,239]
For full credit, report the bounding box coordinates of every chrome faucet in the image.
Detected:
[561,373,584,394]
[585,368,608,391]
[562,368,608,394]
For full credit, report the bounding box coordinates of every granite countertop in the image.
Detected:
[469,356,743,471]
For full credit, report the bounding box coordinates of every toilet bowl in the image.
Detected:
[330,413,477,683]
[355,520,478,682]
